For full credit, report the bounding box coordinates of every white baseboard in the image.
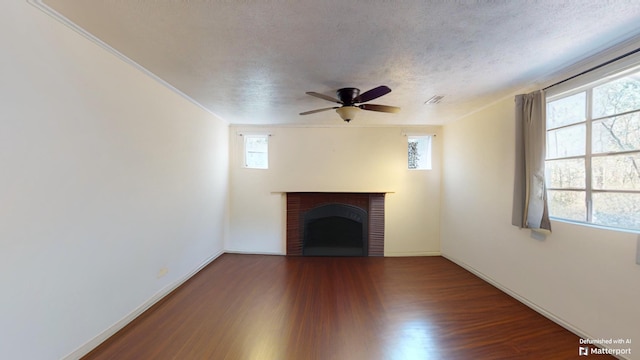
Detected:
[384,251,441,257]
[441,253,630,360]
[62,250,224,360]
[224,249,285,256]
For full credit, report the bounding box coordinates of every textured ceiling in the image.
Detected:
[36,0,640,125]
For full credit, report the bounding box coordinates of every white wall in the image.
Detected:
[0,2,229,359]
[228,125,441,256]
[441,96,640,358]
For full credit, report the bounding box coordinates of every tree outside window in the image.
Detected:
[408,135,432,170]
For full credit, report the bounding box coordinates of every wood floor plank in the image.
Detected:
[82,254,611,360]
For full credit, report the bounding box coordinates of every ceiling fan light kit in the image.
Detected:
[335,106,361,122]
[301,85,400,122]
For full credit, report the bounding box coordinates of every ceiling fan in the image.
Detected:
[300,85,400,122]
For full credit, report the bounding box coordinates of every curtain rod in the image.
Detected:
[543,47,640,91]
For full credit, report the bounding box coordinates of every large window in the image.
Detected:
[545,68,640,231]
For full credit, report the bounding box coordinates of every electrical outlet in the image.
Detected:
[157,267,168,278]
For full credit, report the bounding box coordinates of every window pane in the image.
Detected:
[593,70,640,118]
[546,124,585,159]
[246,151,268,169]
[592,153,640,190]
[408,136,432,170]
[545,158,585,188]
[245,135,268,169]
[592,113,640,153]
[592,192,640,230]
[547,92,585,129]
[246,136,268,152]
[547,190,586,222]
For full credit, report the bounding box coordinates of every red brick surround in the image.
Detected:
[286,192,385,256]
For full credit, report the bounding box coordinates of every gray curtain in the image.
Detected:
[512,90,551,233]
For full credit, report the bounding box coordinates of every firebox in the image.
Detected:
[303,204,368,256]
[286,192,385,256]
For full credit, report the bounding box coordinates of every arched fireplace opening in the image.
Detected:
[303,204,368,256]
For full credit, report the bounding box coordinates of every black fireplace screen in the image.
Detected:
[302,203,368,256]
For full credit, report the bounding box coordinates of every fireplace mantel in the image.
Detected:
[273,190,394,194]
[286,192,385,256]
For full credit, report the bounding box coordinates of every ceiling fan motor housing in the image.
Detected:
[337,87,360,105]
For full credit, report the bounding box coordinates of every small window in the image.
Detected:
[243,134,269,169]
[408,135,432,170]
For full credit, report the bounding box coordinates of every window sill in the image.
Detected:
[550,217,640,235]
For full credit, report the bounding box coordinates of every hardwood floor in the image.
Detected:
[83,254,610,359]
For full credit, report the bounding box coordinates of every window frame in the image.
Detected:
[545,65,640,232]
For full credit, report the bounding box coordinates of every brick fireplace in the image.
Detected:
[286,192,385,256]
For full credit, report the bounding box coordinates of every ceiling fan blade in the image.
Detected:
[306,91,342,104]
[359,104,401,113]
[354,85,391,103]
[300,107,339,115]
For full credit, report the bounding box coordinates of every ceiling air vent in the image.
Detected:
[424,95,444,104]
